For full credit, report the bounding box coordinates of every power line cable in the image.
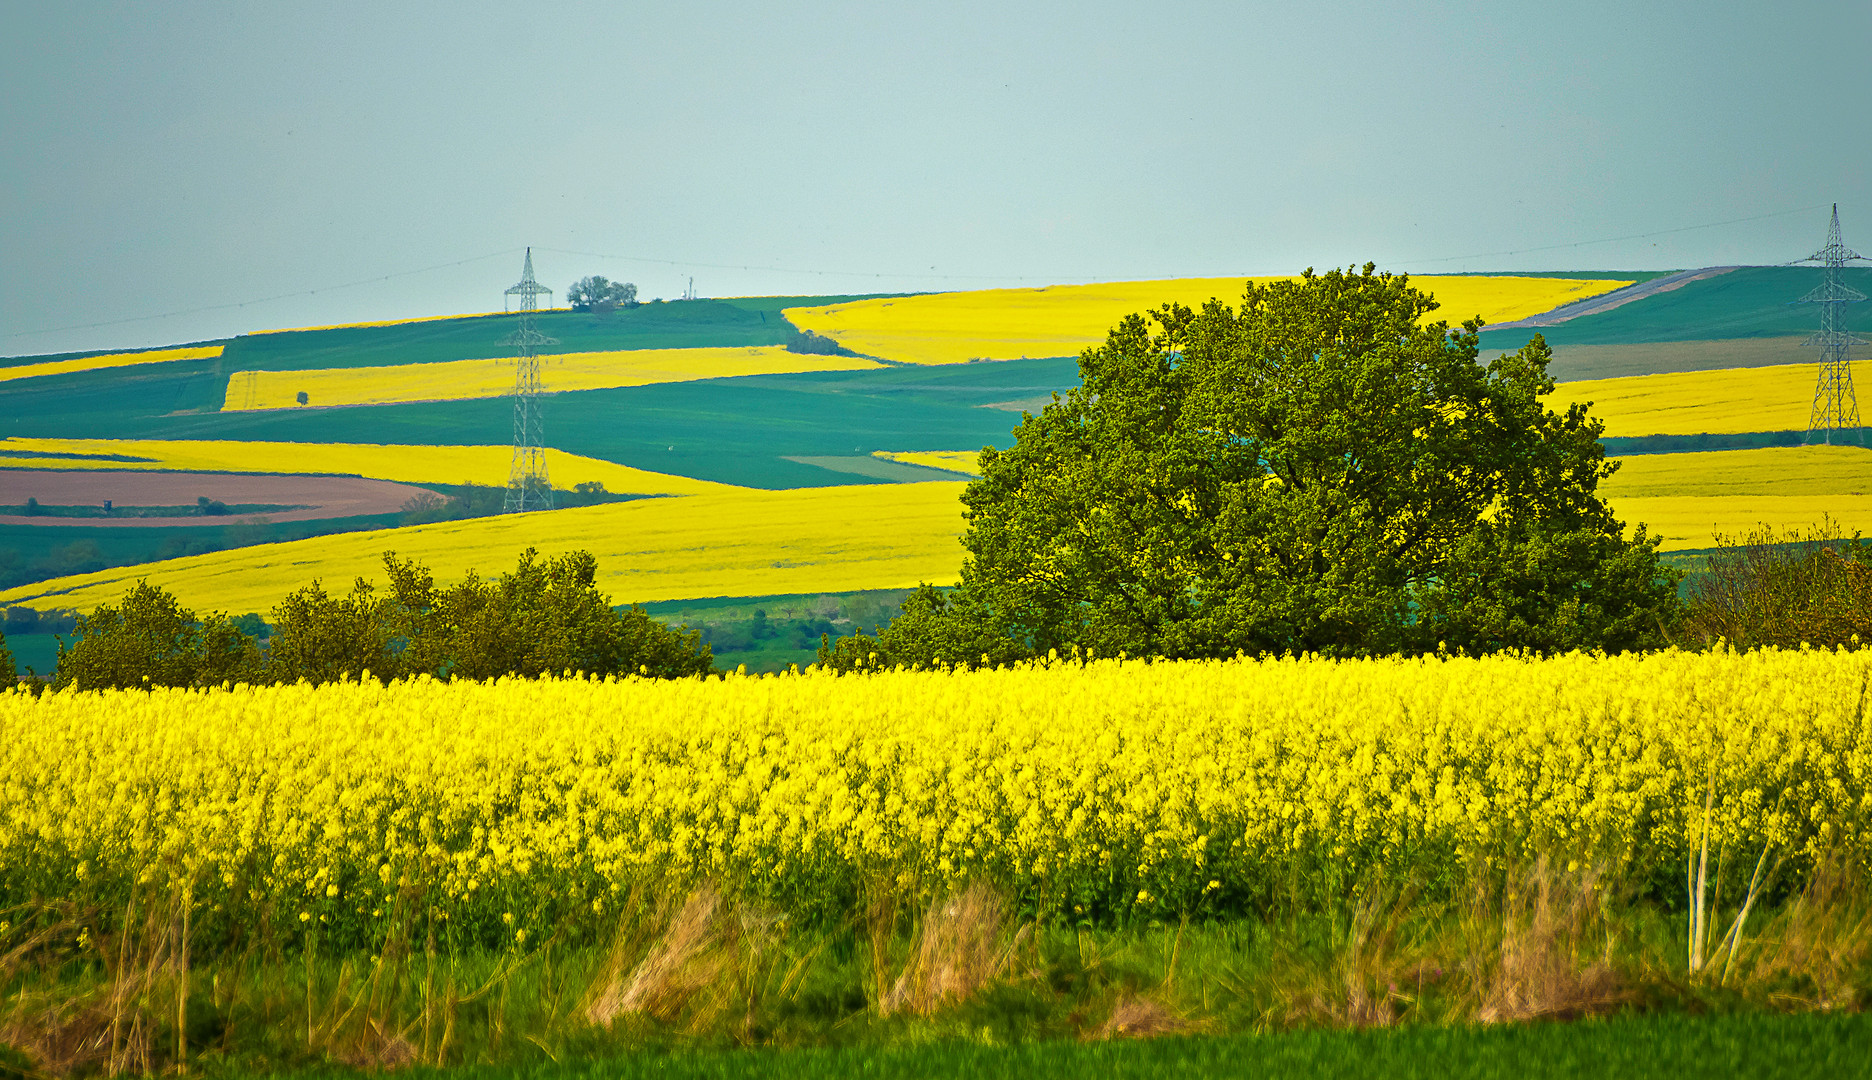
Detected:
[9,205,1848,345]
[1394,204,1831,267]
[533,246,1054,283]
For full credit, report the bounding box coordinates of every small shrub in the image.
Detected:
[1682,519,1872,649]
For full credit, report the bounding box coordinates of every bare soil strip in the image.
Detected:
[1492,266,1743,330]
[0,470,433,527]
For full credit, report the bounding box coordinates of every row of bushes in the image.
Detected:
[0,547,713,689]
[819,520,1872,671]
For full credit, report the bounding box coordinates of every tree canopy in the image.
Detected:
[566,275,638,311]
[824,265,1679,668]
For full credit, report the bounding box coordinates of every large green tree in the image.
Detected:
[830,266,1679,667]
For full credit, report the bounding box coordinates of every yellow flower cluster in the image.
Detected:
[1,649,1865,928]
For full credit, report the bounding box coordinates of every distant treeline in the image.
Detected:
[0,548,711,689]
[784,327,861,357]
[397,481,637,526]
[1600,430,1808,455]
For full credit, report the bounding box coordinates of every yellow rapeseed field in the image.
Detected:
[1599,445,1872,549]
[784,276,1631,365]
[872,450,983,475]
[0,481,969,615]
[1550,363,1817,437]
[0,345,223,384]
[1607,494,1872,551]
[0,437,738,497]
[1,649,1863,925]
[1603,445,1872,499]
[222,347,882,410]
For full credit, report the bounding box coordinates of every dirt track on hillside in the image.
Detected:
[0,470,433,527]
[1491,266,1743,330]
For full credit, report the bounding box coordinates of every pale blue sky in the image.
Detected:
[4,1,1868,355]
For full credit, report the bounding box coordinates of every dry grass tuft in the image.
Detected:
[335,1023,417,1071]
[1474,859,1624,1023]
[587,886,725,1026]
[1273,886,1419,1029]
[0,899,180,1077]
[1096,995,1201,1039]
[1727,855,1872,1009]
[880,882,1028,1017]
[584,884,782,1035]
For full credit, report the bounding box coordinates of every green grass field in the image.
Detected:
[1476,266,1872,350]
[138,1013,1872,1080]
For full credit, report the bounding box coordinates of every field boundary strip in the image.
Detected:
[220,346,883,411]
[783,275,1634,366]
[0,345,223,384]
[0,438,744,497]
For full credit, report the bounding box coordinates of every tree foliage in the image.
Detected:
[566,275,638,311]
[54,581,260,691]
[266,576,398,684]
[0,628,14,685]
[46,549,712,690]
[826,266,1679,670]
[268,548,712,682]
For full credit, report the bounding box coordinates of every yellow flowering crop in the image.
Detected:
[0,345,223,384]
[872,450,983,475]
[784,276,1630,366]
[1550,363,1817,437]
[0,481,969,615]
[1599,445,1872,550]
[1,649,1865,929]
[222,346,882,410]
[0,438,738,498]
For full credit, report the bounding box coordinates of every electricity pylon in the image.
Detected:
[504,248,555,512]
[1800,205,1869,446]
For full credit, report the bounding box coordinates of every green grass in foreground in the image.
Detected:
[247,1013,1872,1080]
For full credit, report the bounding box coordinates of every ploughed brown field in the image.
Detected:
[0,469,432,526]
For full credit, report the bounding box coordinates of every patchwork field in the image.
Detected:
[0,469,431,526]
[0,344,223,383]
[0,480,969,616]
[223,346,882,410]
[2,268,1867,651]
[0,438,740,496]
[785,275,1631,365]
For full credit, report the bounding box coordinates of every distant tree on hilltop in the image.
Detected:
[567,275,638,312]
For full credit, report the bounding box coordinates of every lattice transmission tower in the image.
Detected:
[1800,205,1869,446]
[503,249,556,512]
